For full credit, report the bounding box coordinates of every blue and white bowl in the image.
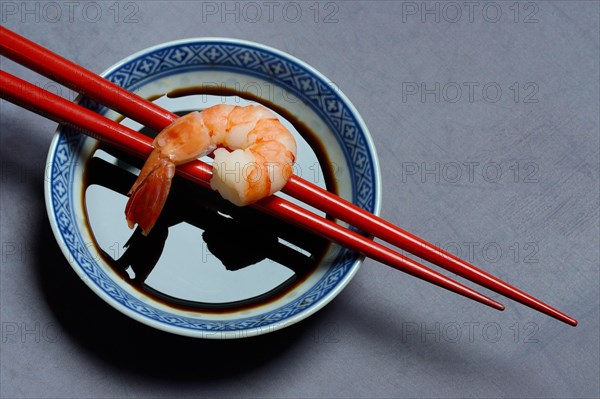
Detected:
[45,38,381,338]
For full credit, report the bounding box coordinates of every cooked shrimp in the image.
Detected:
[125,104,297,235]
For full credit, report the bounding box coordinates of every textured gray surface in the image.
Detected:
[1,1,599,398]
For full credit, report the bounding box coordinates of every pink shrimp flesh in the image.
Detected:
[125,104,297,235]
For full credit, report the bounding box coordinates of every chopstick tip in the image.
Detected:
[486,300,505,311]
[481,297,505,311]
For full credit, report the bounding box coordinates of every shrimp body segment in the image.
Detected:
[125,104,297,235]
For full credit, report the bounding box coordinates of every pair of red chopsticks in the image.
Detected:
[0,26,577,326]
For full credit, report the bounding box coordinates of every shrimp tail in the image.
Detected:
[125,154,175,236]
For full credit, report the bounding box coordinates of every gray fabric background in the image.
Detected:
[1,1,598,398]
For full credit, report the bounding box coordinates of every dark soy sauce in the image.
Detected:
[83,89,339,314]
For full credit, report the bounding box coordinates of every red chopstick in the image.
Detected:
[0,26,577,326]
[0,69,504,310]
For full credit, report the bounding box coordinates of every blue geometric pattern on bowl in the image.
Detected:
[49,40,378,332]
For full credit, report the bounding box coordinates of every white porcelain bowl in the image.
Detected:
[45,38,381,338]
